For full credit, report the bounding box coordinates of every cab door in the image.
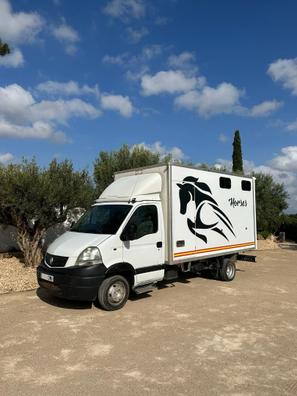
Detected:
[121,203,164,286]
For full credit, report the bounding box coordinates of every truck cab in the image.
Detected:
[38,173,166,310]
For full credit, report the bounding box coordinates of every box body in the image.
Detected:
[115,164,257,264]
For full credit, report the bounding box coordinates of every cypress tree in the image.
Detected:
[232,130,243,173]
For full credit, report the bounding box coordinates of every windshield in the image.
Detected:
[71,204,132,234]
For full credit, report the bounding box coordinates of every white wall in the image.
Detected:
[0,225,18,252]
[0,208,84,253]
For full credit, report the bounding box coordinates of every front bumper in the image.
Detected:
[37,262,107,301]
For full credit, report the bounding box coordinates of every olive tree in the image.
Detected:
[0,159,94,267]
[254,172,288,234]
[94,144,161,196]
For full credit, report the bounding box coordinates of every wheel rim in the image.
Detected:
[107,281,126,305]
[226,263,235,279]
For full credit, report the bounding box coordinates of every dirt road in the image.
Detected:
[0,248,297,395]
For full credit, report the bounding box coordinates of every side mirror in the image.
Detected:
[121,223,137,241]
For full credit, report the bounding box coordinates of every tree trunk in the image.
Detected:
[16,225,45,267]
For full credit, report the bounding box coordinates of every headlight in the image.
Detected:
[75,247,103,266]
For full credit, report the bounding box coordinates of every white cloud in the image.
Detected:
[51,23,79,43]
[0,152,14,164]
[0,48,24,68]
[213,158,232,171]
[0,83,101,142]
[135,53,281,118]
[51,22,80,55]
[286,119,297,132]
[102,53,128,65]
[0,0,43,44]
[126,66,149,81]
[125,45,163,80]
[126,26,149,43]
[268,58,297,95]
[103,45,162,67]
[141,70,199,96]
[250,100,282,117]
[36,80,99,97]
[135,141,185,161]
[0,84,100,125]
[174,90,200,110]
[167,52,198,76]
[0,118,66,142]
[141,44,163,60]
[30,99,100,124]
[103,0,146,21]
[175,83,243,117]
[0,84,35,123]
[219,133,228,143]
[65,44,77,56]
[101,94,134,117]
[268,146,297,172]
[102,45,164,84]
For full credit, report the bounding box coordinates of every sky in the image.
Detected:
[0,0,297,212]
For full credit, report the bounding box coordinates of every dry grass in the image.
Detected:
[256,237,280,250]
[0,253,38,294]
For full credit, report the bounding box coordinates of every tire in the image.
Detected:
[97,275,130,311]
[220,259,236,282]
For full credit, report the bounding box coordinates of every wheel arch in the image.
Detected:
[105,262,135,287]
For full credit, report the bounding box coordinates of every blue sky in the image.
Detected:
[0,0,297,211]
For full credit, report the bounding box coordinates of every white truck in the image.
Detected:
[37,164,257,310]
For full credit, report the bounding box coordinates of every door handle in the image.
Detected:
[156,241,162,248]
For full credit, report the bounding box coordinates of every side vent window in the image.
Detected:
[219,177,231,189]
[242,180,251,191]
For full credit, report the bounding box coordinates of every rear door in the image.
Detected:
[121,203,164,286]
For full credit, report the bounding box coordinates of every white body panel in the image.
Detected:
[115,164,257,264]
[98,173,162,202]
[171,166,256,262]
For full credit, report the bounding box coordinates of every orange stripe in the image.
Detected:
[174,241,255,258]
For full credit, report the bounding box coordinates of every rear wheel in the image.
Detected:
[97,275,130,311]
[220,260,236,281]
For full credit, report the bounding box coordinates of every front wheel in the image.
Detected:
[220,260,236,281]
[97,275,130,311]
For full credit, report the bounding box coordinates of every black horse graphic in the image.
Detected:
[177,176,235,243]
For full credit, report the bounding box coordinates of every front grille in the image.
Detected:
[45,253,68,267]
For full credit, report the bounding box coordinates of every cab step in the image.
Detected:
[133,283,156,295]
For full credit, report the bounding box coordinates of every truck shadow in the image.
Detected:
[36,270,242,309]
[36,287,92,310]
[129,277,192,303]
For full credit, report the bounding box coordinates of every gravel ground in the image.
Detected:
[0,254,38,294]
[0,248,296,396]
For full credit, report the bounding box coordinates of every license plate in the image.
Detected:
[40,272,54,282]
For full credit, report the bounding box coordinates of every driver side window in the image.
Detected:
[124,205,158,240]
